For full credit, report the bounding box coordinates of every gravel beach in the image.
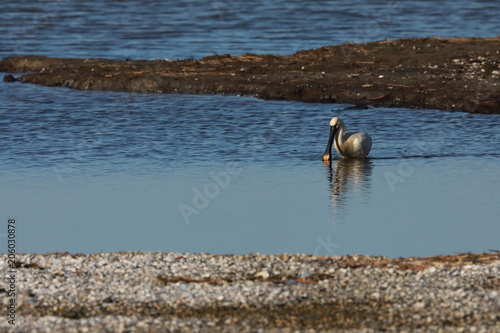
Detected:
[1,251,499,332]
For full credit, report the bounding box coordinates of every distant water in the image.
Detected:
[1,1,499,257]
[1,0,499,60]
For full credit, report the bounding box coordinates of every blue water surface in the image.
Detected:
[0,0,499,257]
[1,0,499,60]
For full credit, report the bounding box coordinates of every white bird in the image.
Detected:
[323,117,372,160]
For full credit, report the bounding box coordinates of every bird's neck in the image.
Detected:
[334,125,346,156]
[334,125,346,153]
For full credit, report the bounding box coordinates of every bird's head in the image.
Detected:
[329,117,344,129]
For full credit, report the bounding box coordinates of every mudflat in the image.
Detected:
[2,37,500,114]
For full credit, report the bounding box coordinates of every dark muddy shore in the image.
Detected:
[2,37,500,113]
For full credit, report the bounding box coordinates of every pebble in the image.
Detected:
[0,252,499,332]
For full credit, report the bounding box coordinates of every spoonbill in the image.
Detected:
[322,117,372,160]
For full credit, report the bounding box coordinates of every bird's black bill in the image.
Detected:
[322,126,336,161]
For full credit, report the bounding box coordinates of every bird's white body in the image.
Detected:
[323,117,372,159]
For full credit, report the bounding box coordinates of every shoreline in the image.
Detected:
[1,251,499,332]
[1,37,500,114]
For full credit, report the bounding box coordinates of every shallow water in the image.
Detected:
[1,82,499,257]
[1,0,499,256]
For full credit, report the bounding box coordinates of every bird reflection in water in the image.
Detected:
[324,158,373,216]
